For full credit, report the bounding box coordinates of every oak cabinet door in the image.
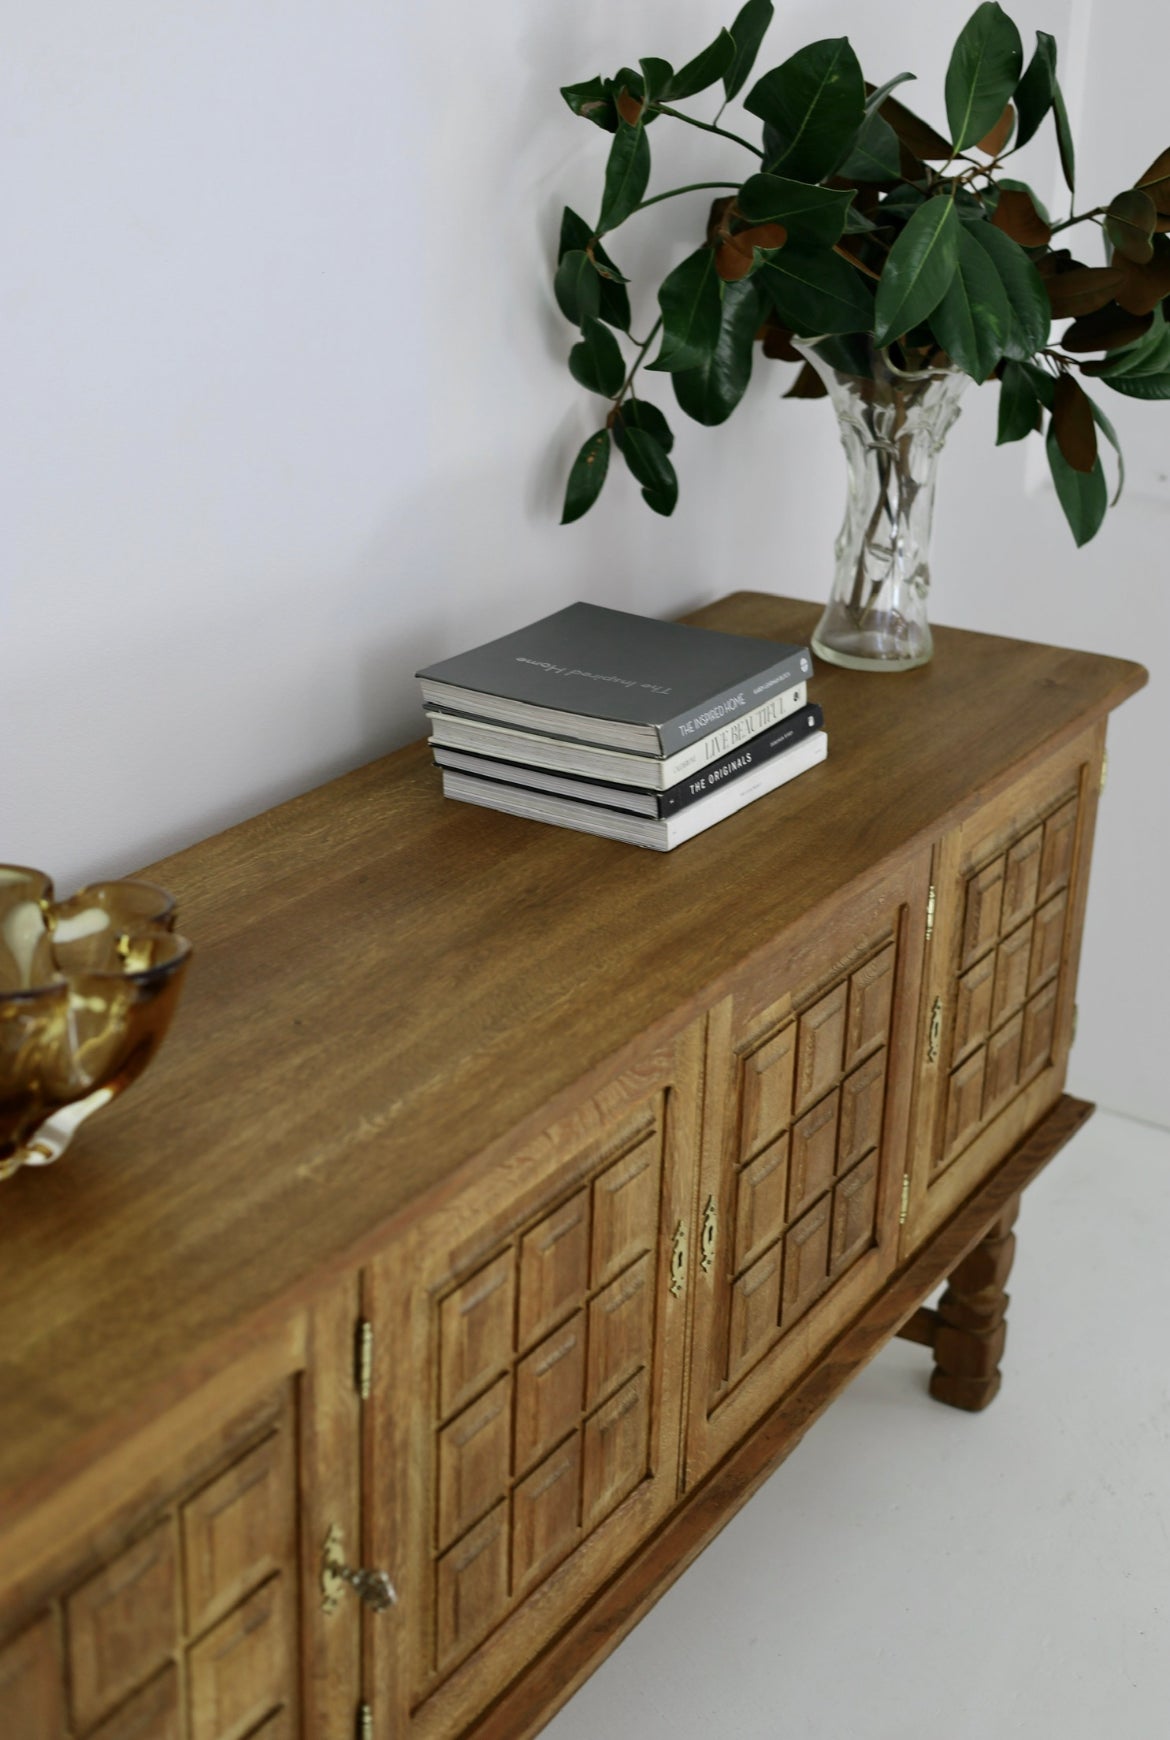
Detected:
[684,850,931,1484]
[366,1021,704,1739]
[902,721,1105,1252]
[0,1370,315,1740]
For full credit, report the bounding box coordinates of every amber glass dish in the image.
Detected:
[0,865,191,1181]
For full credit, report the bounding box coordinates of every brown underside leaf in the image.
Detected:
[715,223,788,282]
[737,222,788,251]
[758,314,801,361]
[616,88,644,127]
[1052,373,1098,474]
[1105,188,1157,264]
[1136,147,1170,213]
[1112,235,1170,315]
[1060,302,1153,353]
[976,102,1015,157]
[992,187,1052,247]
[716,241,754,281]
[707,195,736,245]
[1043,265,1127,319]
[877,90,952,159]
[784,361,828,398]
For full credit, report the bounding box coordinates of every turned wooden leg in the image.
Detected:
[929,1195,1019,1412]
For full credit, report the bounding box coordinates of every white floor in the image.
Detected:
[545,1108,1170,1740]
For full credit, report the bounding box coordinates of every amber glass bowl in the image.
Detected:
[0,865,192,1181]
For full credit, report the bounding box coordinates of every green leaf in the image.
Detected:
[568,317,626,397]
[876,184,927,226]
[647,248,723,374]
[558,206,591,262]
[614,399,675,453]
[619,427,678,515]
[597,120,651,235]
[1020,358,1056,410]
[759,242,874,336]
[672,279,761,425]
[667,29,735,100]
[561,430,611,524]
[1051,77,1076,194]
[812,333,875,377]
[597,274,631,334]
[864,72,916,118]
[638,58,674,102]
[1091,307,1170,394]
[745,37,866,183]
[1085,391,1125,503]
[997,358,1042,443]
[724,0,775,103]
[1046,421,1107,545]
[554,250,601,328]
[1013,31,1056,148]
[1098,367,1170,400]
[945,3,1023,152]
[873,194,960,346]
[561,76,617,132]
[558,211,631,332]
[964,221,1050,358]
[930,222,1012,381]
[838,112,902,183]
[736,175,854,245]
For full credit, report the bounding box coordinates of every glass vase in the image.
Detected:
[797,342,968,672]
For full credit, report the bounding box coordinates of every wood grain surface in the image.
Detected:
[0,595,1145,1525]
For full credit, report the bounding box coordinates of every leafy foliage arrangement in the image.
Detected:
[556,1,1170,543]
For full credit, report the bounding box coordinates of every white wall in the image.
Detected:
[3,2,1165,1123]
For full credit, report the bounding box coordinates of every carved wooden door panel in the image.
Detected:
[365,1020,703,1740]
[0,1371,316,1740]
[684,849,931,1484]
[901,721,1106,1253]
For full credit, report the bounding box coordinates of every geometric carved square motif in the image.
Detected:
[431,1108,664,1679]
[8,1394,298,1740]
[725,935,896,1393]
[939,792,1077,1172]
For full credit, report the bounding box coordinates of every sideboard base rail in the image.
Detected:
[471,1093,1095,1740]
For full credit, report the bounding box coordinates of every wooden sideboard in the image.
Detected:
[0,594,1146,1740]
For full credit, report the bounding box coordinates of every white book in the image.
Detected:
[426,681,807,790]
[442,731,828,852]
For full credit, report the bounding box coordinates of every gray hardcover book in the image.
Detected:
[416,602,812,755]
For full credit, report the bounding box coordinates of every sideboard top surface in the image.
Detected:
[0,593,1145,1513]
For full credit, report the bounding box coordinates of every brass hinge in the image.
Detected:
[926,995,942,1064]
[899,1173,911,1226]
[356,1319,373,1402]
[1100,750,1108,795]
[700,1197,717,1275]
[358,1703,373,1740]
[925,882,936,941]
[669,1220,688,1298]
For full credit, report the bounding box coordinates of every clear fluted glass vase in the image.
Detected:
[797,342,969,672]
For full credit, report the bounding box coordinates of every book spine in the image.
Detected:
[668,681,805,779]
[656,706,823,816]
[657,649,812,754]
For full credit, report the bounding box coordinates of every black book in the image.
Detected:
[433,705,824,819]
[416,602,811,755]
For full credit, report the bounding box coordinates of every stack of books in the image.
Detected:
[415,603,825,851]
